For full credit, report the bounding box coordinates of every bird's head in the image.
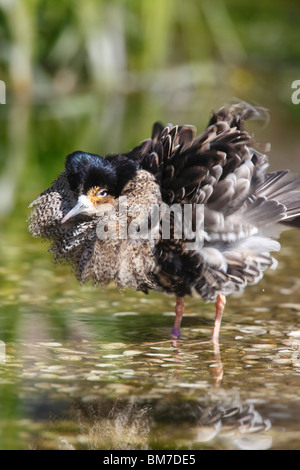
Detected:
[61,151,137,224]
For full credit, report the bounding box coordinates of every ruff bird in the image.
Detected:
[28,103,300,343]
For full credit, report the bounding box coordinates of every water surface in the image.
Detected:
[1,223,300,450]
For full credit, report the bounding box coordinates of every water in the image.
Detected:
[1,220,300,449]
[1,0,300,450]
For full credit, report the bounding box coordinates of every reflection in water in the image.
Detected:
[1,299,300,450]
[19,340,273,452]
[155,335,224,389]
[2,329,277,450]
[1,233,300,449]
[56,394,272,450]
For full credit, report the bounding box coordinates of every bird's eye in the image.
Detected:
[97,189,108,198]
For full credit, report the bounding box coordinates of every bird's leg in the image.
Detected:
[210,294,226,387]
[172,296,184,339]
[212,294,226,344]
[144,296,185,347]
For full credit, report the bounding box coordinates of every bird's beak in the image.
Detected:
[61,195,94,224]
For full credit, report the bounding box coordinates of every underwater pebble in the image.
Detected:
[282,339,300,346]
[101,343,126,349]
[190,328,210,334]
[81,394,100,402]
[57,355,82,361]
[102,354,123,359]
[86,369,105,380]
[58,348,87,355]
[288,330,300,338]
[279,288,293,295]
[55,297,79,304]
[146,353,172,357]
[21,372,37,378]
[178,382,208,389]
[279,303,300,311]
[272,358,291,364]
[95,363,115,368]
[243,355,261,360]
[122,350,141,356]
[163,357,185,363]
[113,312,139,316]
[34,382,52,390]
[120,369,135,376]
[234,435,272,451]
[73,307,97,314]
[159,363,179,368]
[86,374,101,381]
[252,343,274,349]
[59,386,79,394]
[39,373,61,380]
[239,326,267,335]
[106,383,135,394]
[277,349,293,355]
[59,374,79,380]
[269,329,283,337]
[45,365,67,371]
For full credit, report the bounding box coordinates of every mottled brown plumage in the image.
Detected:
[29,169,161,292]
[28,103,300,342]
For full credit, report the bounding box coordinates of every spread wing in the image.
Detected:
[122,103,300,299]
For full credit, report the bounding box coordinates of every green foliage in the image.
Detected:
[0,0,300,216]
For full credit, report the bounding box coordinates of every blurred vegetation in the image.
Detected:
[0,0,300,449]
[0,0,299,219]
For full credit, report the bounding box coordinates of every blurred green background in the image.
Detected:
[0,0,300,222]
[0,0,300,450]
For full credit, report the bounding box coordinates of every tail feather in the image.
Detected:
[253,170,300,227]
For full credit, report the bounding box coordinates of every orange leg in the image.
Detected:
[212,294,226,344]
[172,296,184,338]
